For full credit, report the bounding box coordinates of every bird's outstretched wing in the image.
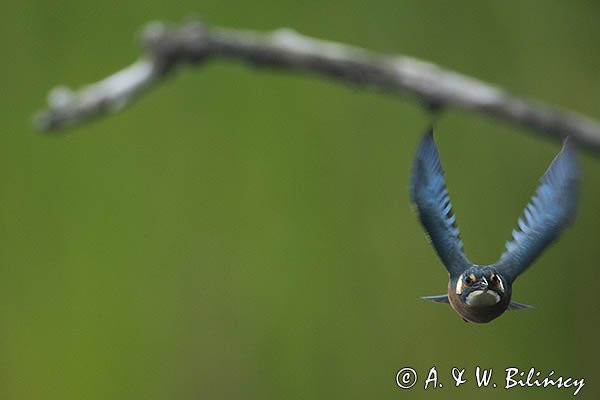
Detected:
[493,138,580,283]
[410,128,471,276]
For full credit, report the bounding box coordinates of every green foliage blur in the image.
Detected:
[1,1,599,399]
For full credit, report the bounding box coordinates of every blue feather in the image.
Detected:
[493,138,580,283]
[410,128,470,276]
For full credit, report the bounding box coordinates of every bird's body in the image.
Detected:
[446,268,511,323]
[410,129,580,323]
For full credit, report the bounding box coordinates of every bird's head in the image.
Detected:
[454,267,509,307]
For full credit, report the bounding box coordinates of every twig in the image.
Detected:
[33,20,600,152]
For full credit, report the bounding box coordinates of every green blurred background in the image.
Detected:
[1,1,599,399]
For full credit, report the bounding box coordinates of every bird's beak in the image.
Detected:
[474,277,488,290]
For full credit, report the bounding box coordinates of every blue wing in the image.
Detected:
[493,138,580,283]
[410,128,471,276]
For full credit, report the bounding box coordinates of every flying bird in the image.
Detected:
[410,128,580,323]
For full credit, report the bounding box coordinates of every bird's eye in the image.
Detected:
[490,274,499,284]
[465,276,473,285]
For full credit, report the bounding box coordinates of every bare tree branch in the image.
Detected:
[33,20,600,152]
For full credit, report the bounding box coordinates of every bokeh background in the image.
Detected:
[1,1,599,399]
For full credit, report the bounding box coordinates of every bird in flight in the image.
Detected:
[410,128,580,323]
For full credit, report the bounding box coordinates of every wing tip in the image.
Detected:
[561,135,575,150]
[416,127,436,153]
[424,125,434,138]
[410,126,439,196]
[557,136,580,171]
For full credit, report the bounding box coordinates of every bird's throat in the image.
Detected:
[465,290,500,307]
